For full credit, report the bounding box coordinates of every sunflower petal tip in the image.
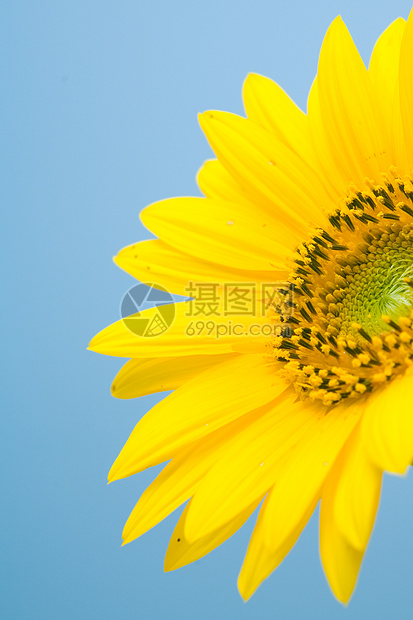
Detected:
[243,72,259,86]
[327,14,346,35]
[242,73,266,99]
[336,590,353,606]
[237,577,254,602]
[107,468,117,483]
[324,566,357,606]
[87,335,99,352]
[199,110,216,124]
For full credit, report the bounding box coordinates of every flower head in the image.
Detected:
[89,13,413,603]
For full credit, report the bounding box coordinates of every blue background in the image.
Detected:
[2,1,413,618]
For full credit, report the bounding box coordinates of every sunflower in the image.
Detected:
[89,14,413,603]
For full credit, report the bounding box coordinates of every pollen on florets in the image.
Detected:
[268,172,413,405]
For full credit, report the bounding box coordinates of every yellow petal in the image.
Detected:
[89,302,270,358]
[262,399,363,551]
[333,425,382,551]
[369,18,405,117]
[238,490,318,601]
[197,158,251,205]
[141,196,296,271]
[307,77,349,200]
[244,74,339,206]
[361,371,413,473]
[369,18,408,173]
[243,73,313,164]
[399,8,413,168]
[108,354,288,478]
[115,239,283,297]
[316,16,391,186]
[198,111,329,231]
[164,498,260,572]
[230,338,268,354]
[122,408,266,543]
[184,393,317,542]
[111,353,238,399]
[320,450,364,604]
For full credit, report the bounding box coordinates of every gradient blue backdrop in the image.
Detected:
[3,2,413,619]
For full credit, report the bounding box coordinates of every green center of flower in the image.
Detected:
[331,227,413,335]
[269,170,413,405]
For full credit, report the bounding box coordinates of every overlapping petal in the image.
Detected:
[122,406,268,543]
[314,17,392,187]
[198,111,329,231]
[238,491,318,601]
[114,239,282,297]
[89,302,269,358]
[164,499,261,572]
[333,425,382,552]
[361,371,413,473]
[307,77,349,200]
[243,73,312,162]
[320,457,364,604]
[197,158,252,204]
[108,354,288,478]
[183,392,312,542]
[261,400,364,551]
[369,18,407,172]
[111,353,238,399]
[141,196,296,270]
[399,9,413,167]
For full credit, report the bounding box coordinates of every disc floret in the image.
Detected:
[269,171,413,405]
